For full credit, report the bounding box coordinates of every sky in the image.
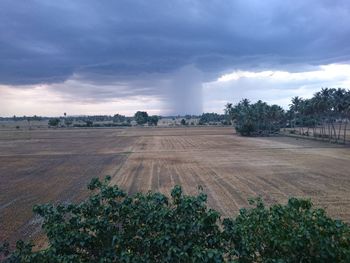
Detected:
[1,0,350,116]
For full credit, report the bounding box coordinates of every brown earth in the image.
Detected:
[1,127,350,245]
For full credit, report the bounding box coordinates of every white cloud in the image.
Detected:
[217,64,350,83]
[203,64,350,113]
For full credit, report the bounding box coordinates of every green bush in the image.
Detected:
[134,111,149,125]
[235,123,255,136]
[2,177,350,262]
[223,198,350,262]
[48,118,60,127]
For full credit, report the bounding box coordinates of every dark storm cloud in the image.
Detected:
[1,0,350,113]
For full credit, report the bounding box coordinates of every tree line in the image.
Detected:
[46,112,160,128]
[225,88,350,142]
[287,88,350,143]
[225,99,285,136]
[46,112,232,128]
[198,113,230,125]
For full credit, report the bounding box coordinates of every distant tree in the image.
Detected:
[32,115,42,121]
[134,111,149,125]
[226,99,285,136]
[64,119,73,127]
[85,120,93,127]
[199,113,227,125]
[113,114,126,123]
[48,118,60,127]
[180,119,187,125]
[224,103,233,117]
[287,88,350,143]
[148,115,159,126]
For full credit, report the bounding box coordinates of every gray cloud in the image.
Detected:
[1,0,350,114]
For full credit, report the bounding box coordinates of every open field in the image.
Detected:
[1,127,350,245]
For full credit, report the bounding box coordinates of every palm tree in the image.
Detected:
[341,90,350,143]
[289,96,304,134]
[224,103,234,125]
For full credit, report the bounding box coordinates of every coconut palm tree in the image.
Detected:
[289,96,303,132]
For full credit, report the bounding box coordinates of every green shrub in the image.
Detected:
[223,198,350,262]
[236,123,255,136]
[2,178,350,262]
[48,118,60,127]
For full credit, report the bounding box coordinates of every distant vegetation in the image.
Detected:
[112,114,128,123]
[48,118,60,127]
[1,177,349,262]
[198,113,230,126]
[2,88,350,138]
[287,88,350,143]
[225,100,285,136]
[134,111,149,125]
[134,111,159,126]
[225,88,350,141]
[147,115,159,126]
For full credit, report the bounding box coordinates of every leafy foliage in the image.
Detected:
[147,115,159,126]
[134,111,149,125]
[134,112,159,126]
[225,88,350,140]
[48,118,60,127]
[199,113,229,125]
[112,114,127,123]
[223,198,350,262]
[288,88,350,143]
[226,99,285,136]
[2,177,350,262]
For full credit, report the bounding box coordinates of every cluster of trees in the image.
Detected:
[198,113,230,125]
[0,115,45,129]
[48,118,60,127]
[0,115,44,122]
[225,99,285,136]
[1,177,349,262]
[70,115,131,125]
[134,111,159,126]
[48,118,80,128]
[47,112,159,128]
[225,88,350,141]
[180,118,188,125]
[287,88,350,143]
[112,114,130,124]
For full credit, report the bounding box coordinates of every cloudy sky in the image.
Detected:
[1,0,350,116]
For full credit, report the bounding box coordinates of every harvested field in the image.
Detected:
[1,127,350,244]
